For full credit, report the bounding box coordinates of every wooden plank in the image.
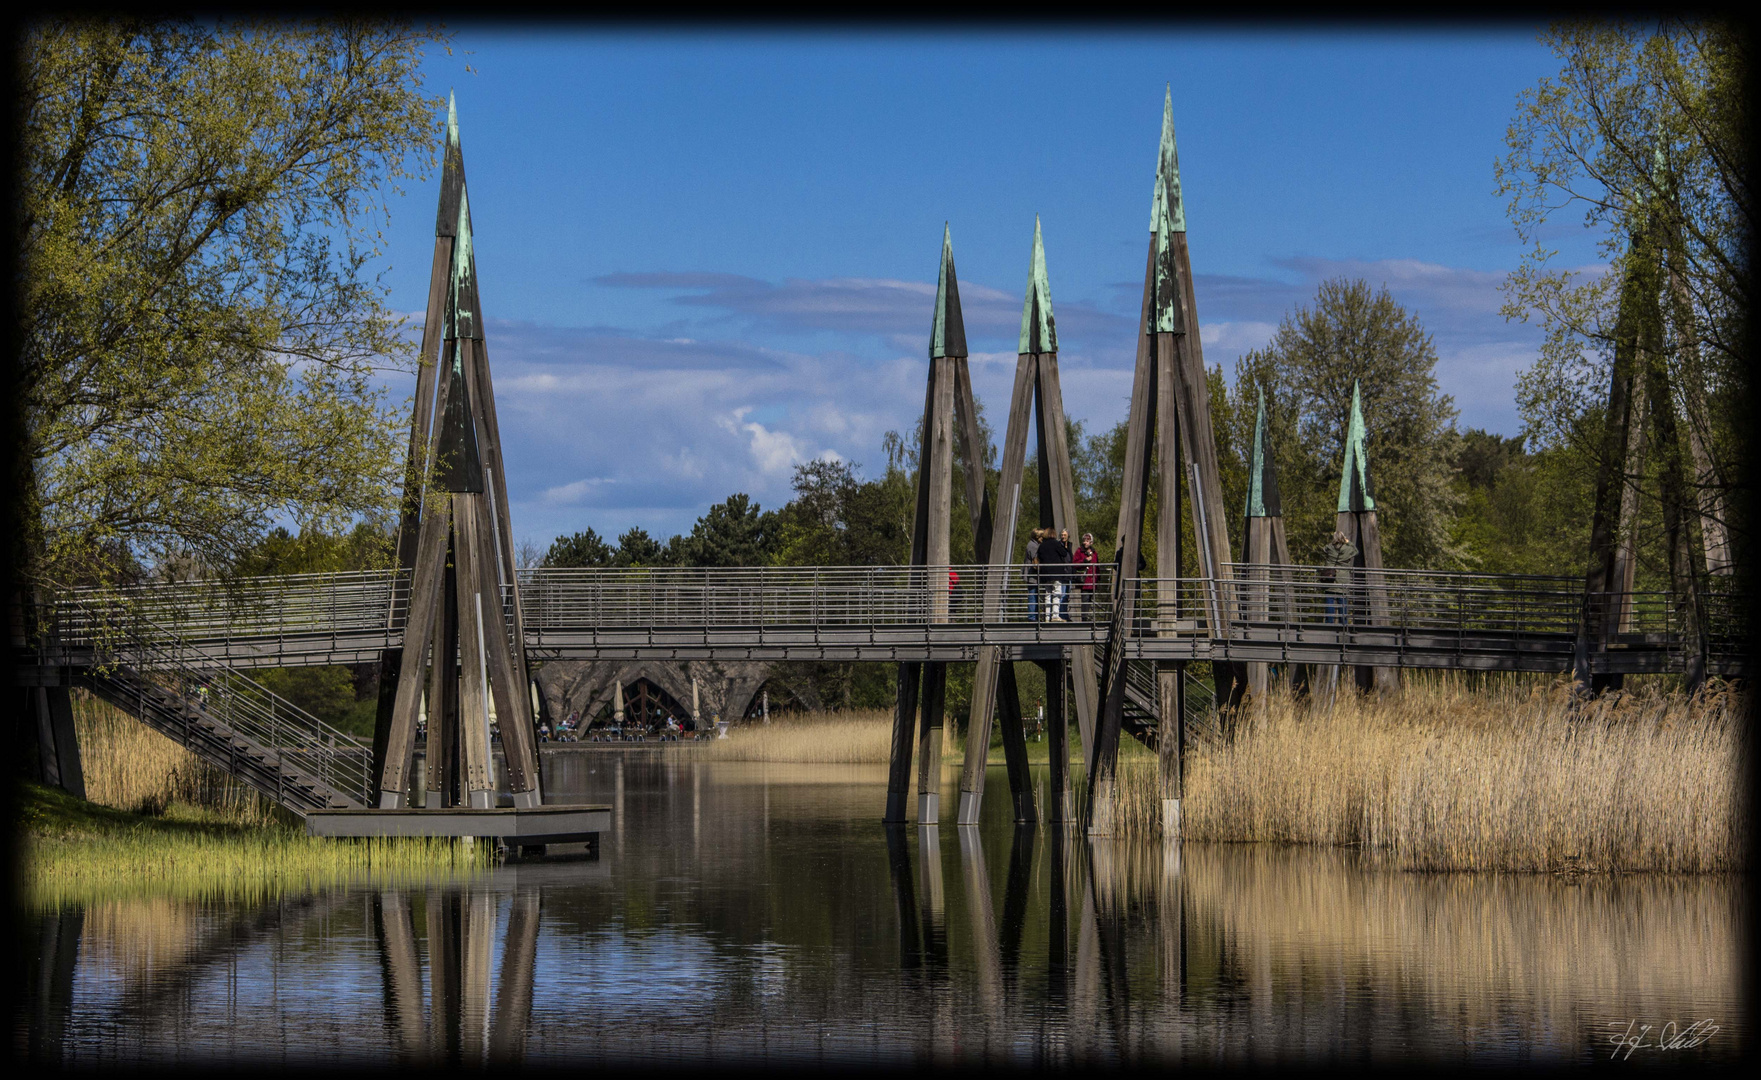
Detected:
[1036,354,1098,761]
[1043,658,1072,824]
[927,358,955,622]
[452,491,496,805]
[885,662,920,823]
[467,339,531,690]
[1169,231,1237,614]
[1090,235,1159,833]
[916,661,948,823]
[467,490,541,801]
[1157,665,1182,839]
[958,355,1036,821]
[378,495,453,805]
[995,661,1034,823]
[1356,510,1399,693]
[426,549,459,807]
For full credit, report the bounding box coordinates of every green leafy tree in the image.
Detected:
[674,493,774,567]
[543,528,614,569]
[1231,279,1461,566]
[18,19,447,588]
[1497,20,1746,581]
[611,527,671,568]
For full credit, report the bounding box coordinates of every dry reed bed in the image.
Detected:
[1115,676,1746,872]
[699,708,899,763]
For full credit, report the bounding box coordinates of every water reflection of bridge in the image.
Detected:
[25,810,1741,1066]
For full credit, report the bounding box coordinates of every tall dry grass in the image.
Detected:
[701,708,901,763]
[1114,675,1746,872]
[72,689,283,826]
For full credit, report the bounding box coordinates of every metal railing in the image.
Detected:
[518,564,1117,629]
[1133,564,1678,639]
[48,569,409,654]
[70,595,374,810]
[33,563,1739,672]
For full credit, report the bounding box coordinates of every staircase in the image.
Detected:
[69,604,373,816]
[1096,657,1221,752]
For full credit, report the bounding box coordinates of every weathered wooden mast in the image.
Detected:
[885,226,992,825]
[956,217,1091,827]
[1241,387,1295,702]
[1333,382,1397,695]
[1089,89,1238,836]
[372,96,545,810]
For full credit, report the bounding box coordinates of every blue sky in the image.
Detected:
[374,28,1595,550]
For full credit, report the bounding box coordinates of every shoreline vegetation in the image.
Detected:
[26,676,1740,903]
[19,694,488,909]
[706,676,1744,874]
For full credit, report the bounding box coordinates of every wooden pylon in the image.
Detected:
[884,226,993,825]
[373,97,544,810]
[955,217,1091,826]
[1089,89,1238,836]
[1242,387,1296,701]
[1334,382,1398,695]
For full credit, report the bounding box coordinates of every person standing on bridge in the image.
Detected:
[1024,529,1044,622]
[1074,533,1099,620]
[1320,530,1358,625]
[1040,528,1071,622]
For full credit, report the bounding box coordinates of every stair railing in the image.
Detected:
[66,592,373,811]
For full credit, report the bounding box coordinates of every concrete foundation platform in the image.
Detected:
[305,803,611,845]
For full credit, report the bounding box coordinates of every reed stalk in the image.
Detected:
[1114,674,1745,872]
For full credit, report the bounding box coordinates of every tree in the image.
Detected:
[1230,278,1461,567]
[1497,20,1747,579]
[611,527,670,568]
[674,493,773,567]
[543,528,614,569]
[18,19,447,588]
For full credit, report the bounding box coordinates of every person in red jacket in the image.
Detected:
[1072,532,1100,620]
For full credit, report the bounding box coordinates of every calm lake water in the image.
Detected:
[22,751,1744,1067]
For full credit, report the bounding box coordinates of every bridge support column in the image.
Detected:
[1043,657,1074,826]
[884,662,921,823]
[916,662,947,824]
[1157,663,1183,840]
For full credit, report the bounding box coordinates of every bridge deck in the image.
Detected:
[19,564,1743,678]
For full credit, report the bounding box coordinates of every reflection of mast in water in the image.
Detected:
[999,824,1035,992]
[884,824,923,970]
[918,825,947,969]
[387,886,542,1065]
[958,825,1004,1036]
[1045,824,1071,1011]
[1072,839,1131,1065]
[1159,841,1185,1011]
[373,892,427,1059]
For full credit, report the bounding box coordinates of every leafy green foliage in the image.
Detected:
[1227,279,1461,566]
[1497,20,1745,577]
[542,528,614,569]
[19,19,448,586]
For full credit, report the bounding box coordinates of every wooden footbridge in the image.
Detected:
[16,91,1742,834]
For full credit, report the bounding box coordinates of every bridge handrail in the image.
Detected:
[518,563,1119,627]
[62,593,374,807]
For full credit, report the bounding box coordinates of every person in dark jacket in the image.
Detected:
[1319,530,1358,625]
[1039,529,1071,621]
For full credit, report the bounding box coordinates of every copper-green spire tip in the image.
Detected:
[1148,85,1187,235]
[446,186,482,342]
[930,223,968,359]
[1245,386,1282,519]
[437,91,466,237]
[1336,380,1375,513]
[1019,215,1057,355]
[1151,202,1183,334]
